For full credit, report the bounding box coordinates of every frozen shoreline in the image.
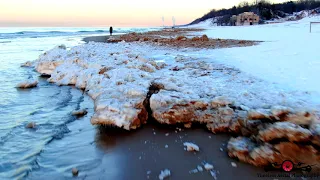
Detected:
[32,42,319,127]
[28,21,320,170]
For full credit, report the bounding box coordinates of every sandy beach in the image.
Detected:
[83,35,116,43]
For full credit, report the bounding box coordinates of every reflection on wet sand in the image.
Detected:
[93,122,269,180]
[95,126,129,152]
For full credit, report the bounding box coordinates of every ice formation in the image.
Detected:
[72,109,88,116]
[158,169,171,180]
[16,79,38,88]
[204,163,214,170]
[183,142,200,152]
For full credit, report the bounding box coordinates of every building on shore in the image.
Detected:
[232,12,259,26]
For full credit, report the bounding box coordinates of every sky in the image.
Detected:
[0,0,289,27]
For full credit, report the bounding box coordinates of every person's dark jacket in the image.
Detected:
[109,26,113,35]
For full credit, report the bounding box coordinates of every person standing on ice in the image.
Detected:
[109,26,113,36]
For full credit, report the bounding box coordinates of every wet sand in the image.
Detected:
[92,124,266,180]
[83,35,119,43]
[27,100,306,180]
[24,92,271,180]
[94,124,310,180]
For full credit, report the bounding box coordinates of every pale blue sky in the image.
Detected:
[0,0,289,27]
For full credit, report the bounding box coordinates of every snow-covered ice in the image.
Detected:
[197,165,203,172]
[158,169,171,180]
[210,170,218,180]
[71,109,88,116]
[183,142,200,152]
[16,79,38,88]
[204,163,214,170]
[189,169,198,174]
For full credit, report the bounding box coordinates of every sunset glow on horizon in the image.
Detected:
[0,0,289,27]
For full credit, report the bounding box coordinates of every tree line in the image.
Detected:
[189,0,320,25]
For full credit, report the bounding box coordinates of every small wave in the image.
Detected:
[0,41,11,44]
[52,124,71,140]
[0,28,153,40]
[29,110,45,115]
[0,124,25,146]
[94,30,107,32]
[15,31,66,35]
[47,31,66,34]
[77,30,107,33]
[77,30,91,33]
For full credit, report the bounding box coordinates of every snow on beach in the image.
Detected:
[189,16,320,103]
[30,16,320,168]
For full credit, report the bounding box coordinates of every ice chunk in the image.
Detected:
[72,109,88,116]
[231,162,237,167]
[197,165,203,172]
[159,169,171,180]
[183,142,200,152]
[21,61,33,67]
[189,169,198,174]
[258,122,312,142]
[204,163,214,170]
[16,79,38,88]
[210,170,218,180]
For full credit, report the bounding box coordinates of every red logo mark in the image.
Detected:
[282,160,294,172]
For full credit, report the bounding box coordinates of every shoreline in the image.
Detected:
[83,35,120,43]
[25,26,320,177]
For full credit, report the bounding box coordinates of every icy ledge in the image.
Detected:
[31,42,320,168]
